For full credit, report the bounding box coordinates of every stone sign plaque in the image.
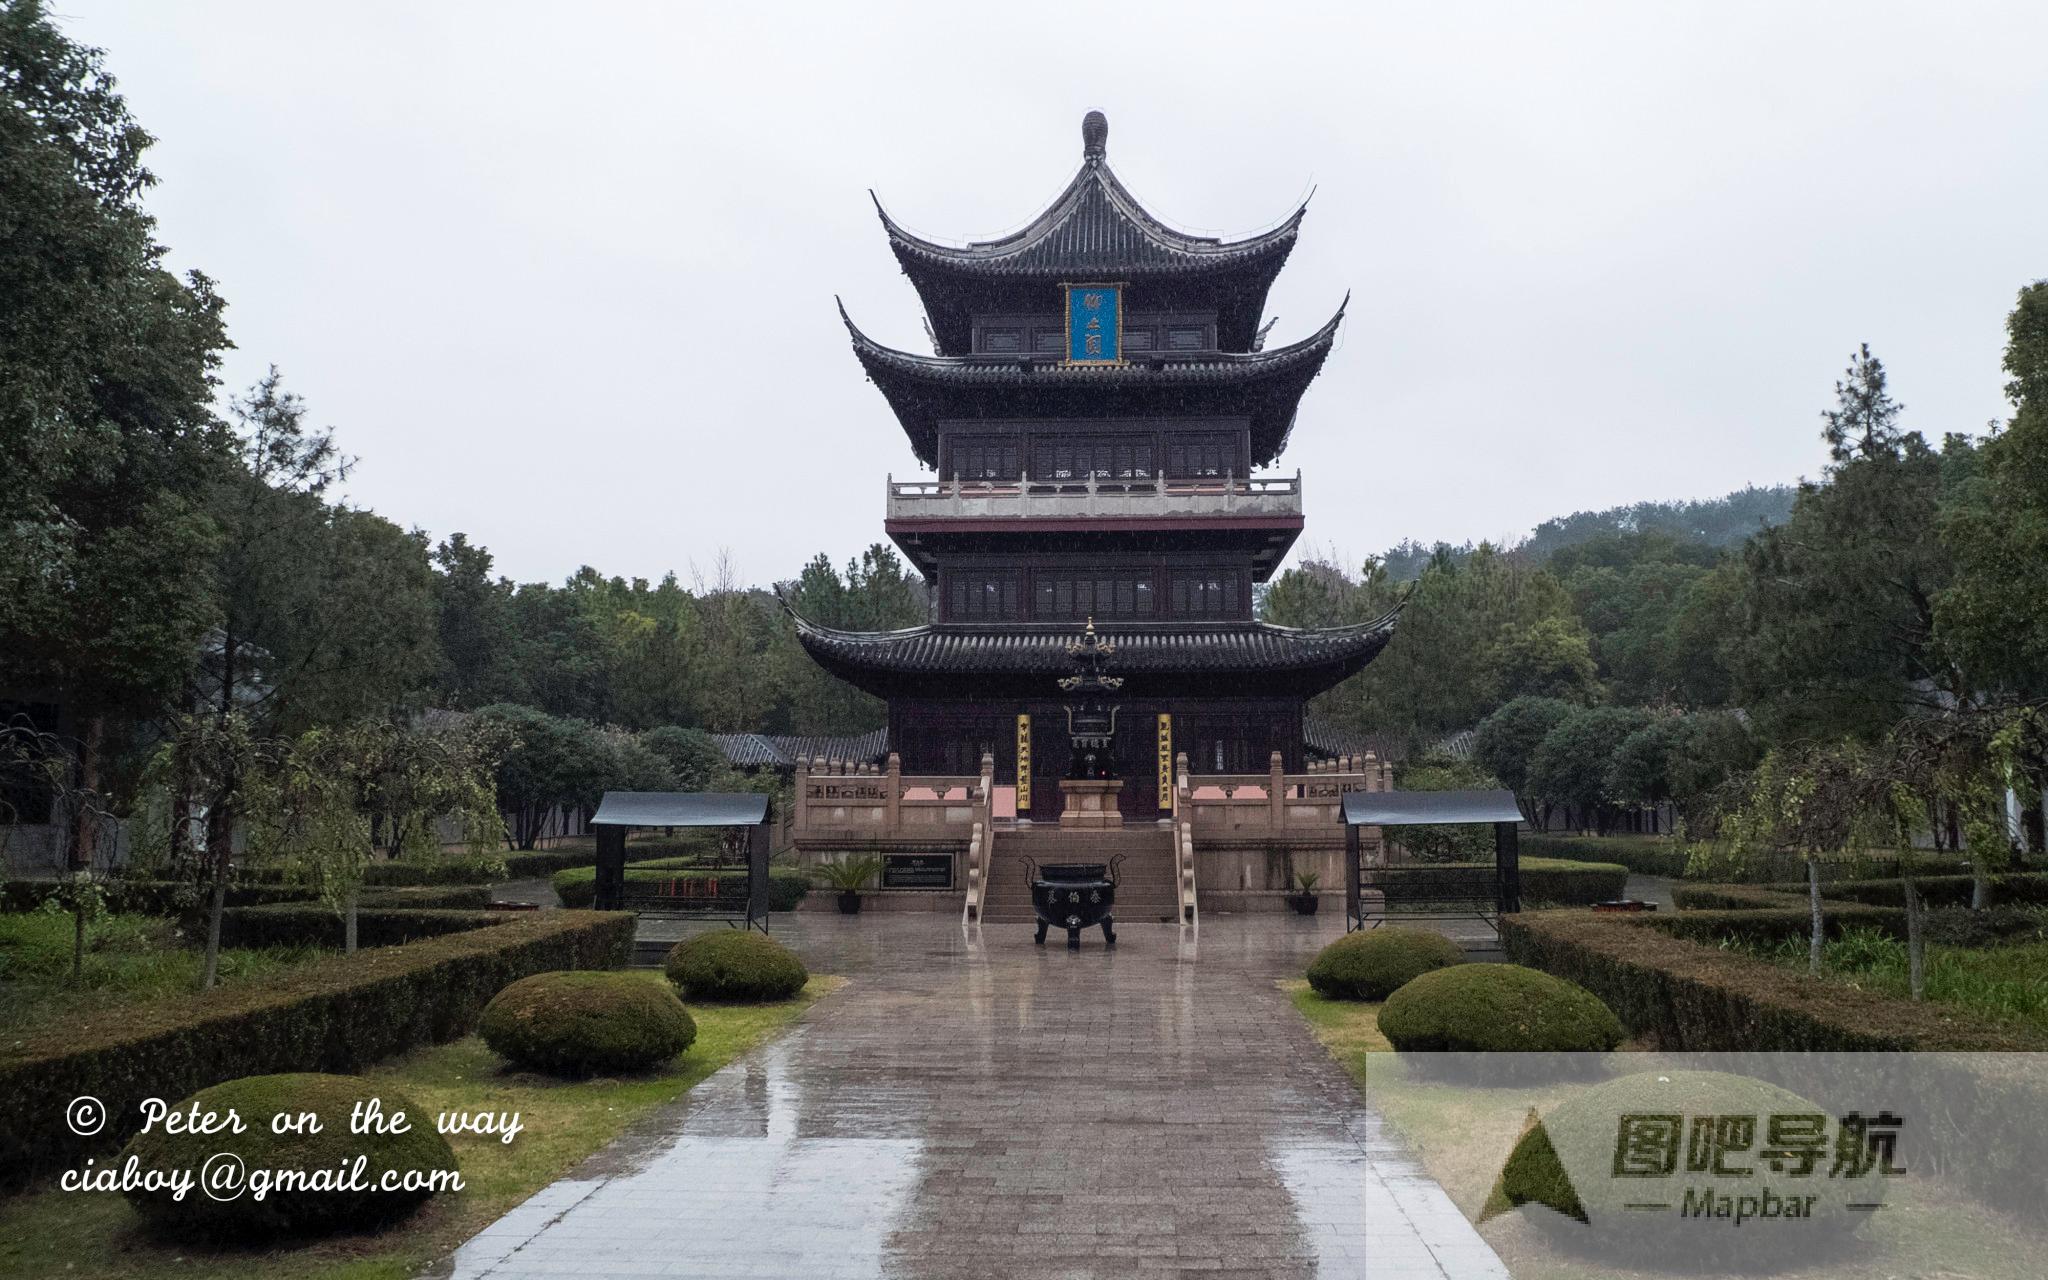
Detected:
[881,854,953,890]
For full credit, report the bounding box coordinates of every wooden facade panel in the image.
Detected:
[935,555,1254,623]
[934,416,1250,482]
[970,309,1218,356]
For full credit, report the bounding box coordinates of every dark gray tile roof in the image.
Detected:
[1302,715,1407,762]
[711,729,889,771]
[841,299,1344,468]
[591,791,770,827]
[876,167,1303,279]
[1302,719,1479,764]
[788,612,1397,699]
[1342,788,1523,827]
[869,113,1307,355]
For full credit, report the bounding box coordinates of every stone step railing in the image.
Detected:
[961,755,995,924]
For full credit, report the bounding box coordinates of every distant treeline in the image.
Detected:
[1372,484,1797,581]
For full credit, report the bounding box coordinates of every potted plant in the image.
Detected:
[1287,870,1321,916]
[816,856,883,915]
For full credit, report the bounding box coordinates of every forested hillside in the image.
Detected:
[1263,327,2048,849]
[1373,484,1795,581]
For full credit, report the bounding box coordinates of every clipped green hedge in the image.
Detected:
[1500,908,2048,1215]
[4,879,303,916]
[497,838,717,879]
[1753,872,2048,910]
[1653,903,1908,947]
[1691,847,1977,885]
[0,909,634,1185]
[362,885,495,910]
[553,864,810,911]
[1372,857,1627,912]
[1523,834,1694,879]
[121,1073,455,1239]
[235,854,510,888]
[1306,928,1463,1001]
[1669,883,1804,911]
[1500,908,2045,1051]
[665,930,808,1003]
[481,971,696,1076]
[3,880,494,919]
[500,847,600,879]
[213,905,504,950]
[1518,857,1630,907]
[1378,964,1624,1052]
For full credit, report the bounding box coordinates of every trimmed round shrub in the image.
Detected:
[120,1073,454,1239]
[665,930,808,1002]
[479,970,696,1076]
[1487,1070,1872,1266]
[1306,928,1464,1001]
[1378,964,1624,1052]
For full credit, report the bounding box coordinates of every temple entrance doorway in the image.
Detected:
[1025,704,1160,822]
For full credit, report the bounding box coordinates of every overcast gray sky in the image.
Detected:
[59,1,2048,588]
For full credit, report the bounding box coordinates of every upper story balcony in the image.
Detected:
[885,471,1303,523]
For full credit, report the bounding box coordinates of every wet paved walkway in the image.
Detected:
[442,913,1506,1280]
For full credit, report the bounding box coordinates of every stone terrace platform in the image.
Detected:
[443,914,1506,1279]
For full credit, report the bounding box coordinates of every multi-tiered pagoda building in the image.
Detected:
[793,112,1395,821]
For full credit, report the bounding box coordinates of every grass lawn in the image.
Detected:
[0,912,323,1035]
[1287,979,2048,1279]
[1284,978,1393,1064]
[0,971,843,1280]
[1729,926,2048,1038]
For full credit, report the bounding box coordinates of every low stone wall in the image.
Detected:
[1194,834,1351,898]
[1197,889,1343,913]
[796,890,965,913]
[788,845,966,909]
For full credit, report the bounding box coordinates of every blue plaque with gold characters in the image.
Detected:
[1063,283,1123,364]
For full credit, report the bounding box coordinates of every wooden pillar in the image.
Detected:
[1269,751,1286,830]
[594,824,627,911]
[1495,821,1522,916]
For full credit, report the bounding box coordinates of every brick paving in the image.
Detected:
[440,913,1507,1279]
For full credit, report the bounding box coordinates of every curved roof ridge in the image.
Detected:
[786,614,1399,698]
[1255,602,1404,639]
[839,294,1345,374]
[780,613,1397,646]
[773,584,935,643]
[871,158,1306,272]
[838,295,1345,468]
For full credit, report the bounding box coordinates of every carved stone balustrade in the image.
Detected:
[794,752,991,846]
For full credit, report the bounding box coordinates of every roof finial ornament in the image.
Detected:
[1081,110,1108,161]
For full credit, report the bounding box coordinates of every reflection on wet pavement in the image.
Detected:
[443,913,1504,1279]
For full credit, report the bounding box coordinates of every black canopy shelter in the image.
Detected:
[590,791,774,933]
[1341,789,1524,934]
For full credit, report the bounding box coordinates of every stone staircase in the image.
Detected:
[981,823,1184,925]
